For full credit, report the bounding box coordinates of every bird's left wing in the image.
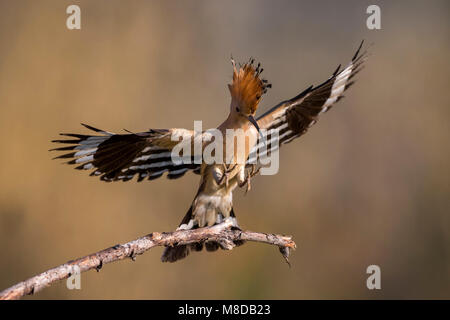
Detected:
[247,41,368,166]
[51,124,204,182]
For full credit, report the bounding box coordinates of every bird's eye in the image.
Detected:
[235,107,240,112]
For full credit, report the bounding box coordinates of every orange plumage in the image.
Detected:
[228,58,271,115]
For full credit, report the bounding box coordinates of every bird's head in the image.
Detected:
[228,57,271,134]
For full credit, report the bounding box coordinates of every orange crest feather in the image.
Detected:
[228,57,271,114]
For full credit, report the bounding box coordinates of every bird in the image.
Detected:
[51,41,368,262]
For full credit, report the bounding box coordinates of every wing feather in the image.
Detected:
[248,41,368,167]
[51,125,202,182]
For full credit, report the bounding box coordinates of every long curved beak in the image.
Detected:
[247,115,263,138]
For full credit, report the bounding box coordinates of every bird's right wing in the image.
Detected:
[51,124,205,182]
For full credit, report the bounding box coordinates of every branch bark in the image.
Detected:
[0,220,296,300]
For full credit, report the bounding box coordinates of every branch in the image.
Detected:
[0,220,296,300]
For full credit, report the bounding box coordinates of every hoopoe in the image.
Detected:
[51,42,367,262]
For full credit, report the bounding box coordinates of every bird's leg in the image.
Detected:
[238,173,251,194]
[239,164,261,194]
[249,164,261,177]
[217,164,227,186]
[218,164,236,188]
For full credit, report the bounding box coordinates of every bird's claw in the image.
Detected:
[239,176,251,194]
[239,165,260,194]
[218,165,233,187]
[249,165,261,178]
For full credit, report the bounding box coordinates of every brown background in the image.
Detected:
[0,0,448,299]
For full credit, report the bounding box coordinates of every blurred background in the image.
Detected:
[0,0,448,299]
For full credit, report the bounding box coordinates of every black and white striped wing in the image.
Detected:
[247,41,367,166]
[51,124,201,182]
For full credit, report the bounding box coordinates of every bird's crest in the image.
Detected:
[228,57,271,114]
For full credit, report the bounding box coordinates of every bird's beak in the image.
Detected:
[247,115,263,138]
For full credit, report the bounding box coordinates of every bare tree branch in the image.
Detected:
[0,220,296,300]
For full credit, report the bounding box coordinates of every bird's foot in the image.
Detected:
[249,164,261,178]
[218,170,230,187]
[239,165,260,194]
[238,177,251,194]
[218,164,237,188]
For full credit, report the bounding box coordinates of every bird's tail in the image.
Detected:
[161,207,245,263]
